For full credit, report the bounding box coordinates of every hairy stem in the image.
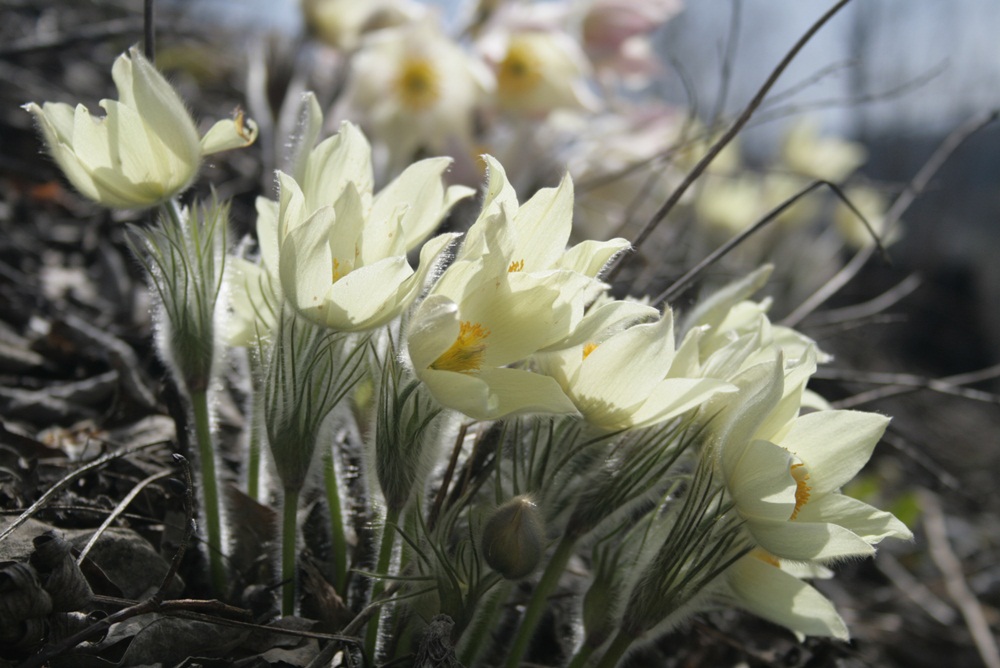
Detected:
[191,388,226,597]
[281,486,300,616]
[324,448,349,594]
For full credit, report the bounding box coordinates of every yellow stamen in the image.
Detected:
[789,462,811,520]
[498,38,541,96]
[508,259,525,273]
[332,258,343,283]
[582,342,599,359]
[431,321,490,374]
[395,58,440,111]
[751,548,781,568]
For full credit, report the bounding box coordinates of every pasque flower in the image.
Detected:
[341,21,493,169]
[717,357,912,563]
[276,121,473,331]
[406,156,638,420]
[24,47,256,209]
[536,310,734,431]
[724,550,849,640]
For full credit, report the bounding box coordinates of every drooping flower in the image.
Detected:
[24,47,256,209]
[340,21,493,170]
[716,357,912,563]
[276,121,473,332]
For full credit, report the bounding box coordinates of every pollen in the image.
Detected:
[395,58,440,111]
[582,342,599,359]
[332,258,343,283]
[508,259,525,273]
[431,321,490,374]
[789,462,812,520]
[498,38,541,96]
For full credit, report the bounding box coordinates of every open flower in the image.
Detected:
[276,121,473,332]
[406,154,640,420]
[718,358,912,563]
[480,29,598,116]
[406,258,585,420]
[536,310,734,431]
[341,21,493,170]
[24,47,256,209]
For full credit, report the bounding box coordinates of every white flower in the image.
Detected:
[341,22,493,169]
[276,122,473,332]
[724,550,850,640]
[24,47,256,209]
[718,358,912,563]
[537,310,735,431]
[481,30,598,116]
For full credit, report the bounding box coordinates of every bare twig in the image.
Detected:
[144,0,156,61]
[783,109,1000,327]
[653,179,883,306]
[816,367,1000,406]
[801,274,922,327]
[920,489,1000,668]
[876,552,956,626]
[830,363,1000,409]
[76,469,173,564]
[0,440,168,544]
[606,0,856,281]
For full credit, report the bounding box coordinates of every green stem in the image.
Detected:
[323,448,348,593]
[592,630,635,668]
[504,535,578,668]
[281,486,300,616]
[458,580,511,667]
[191,389,226,597]
[246,355,263,501]
[566,643,596,668]
[364,506,399,662]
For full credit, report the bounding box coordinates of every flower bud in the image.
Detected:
[481,495,545,580]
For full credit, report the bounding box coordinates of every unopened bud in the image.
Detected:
[481,495,545,580]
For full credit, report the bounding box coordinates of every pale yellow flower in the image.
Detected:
[277,122,473,331]
[24,47,256,209]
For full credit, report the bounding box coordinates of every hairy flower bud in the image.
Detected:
[481,495,545,580]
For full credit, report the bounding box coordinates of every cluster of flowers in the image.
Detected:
[292,0,893,287]
[25,39,910,668]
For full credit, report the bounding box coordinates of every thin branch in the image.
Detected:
[653,179,884,306]
[606,0,856,281]
[0,440,168,544]
[921,489,1000,668]
[144,0,156,62]
[76,469,173,564]
[801,273,922,327]
[783,109,1000,327]
[831,363,1000,409]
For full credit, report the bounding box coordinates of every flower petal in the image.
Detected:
[750,517,875,561]
[780,410,889,495]
[726,554,849,640]
[794,493,913,544]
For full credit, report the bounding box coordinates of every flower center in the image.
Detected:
[508,259,525,273]
[789,462,811,520]
[498,38,542,96]
[431,321,490,374]
[332,258,352,283]
[582,342,599,359]
[750,548,781,568]
[395,58,440,111]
